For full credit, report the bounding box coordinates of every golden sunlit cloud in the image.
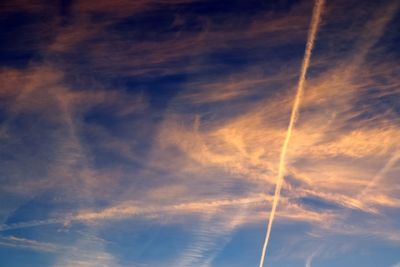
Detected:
[0,0,399,266]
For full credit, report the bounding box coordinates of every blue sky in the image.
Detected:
[0,0,399,266]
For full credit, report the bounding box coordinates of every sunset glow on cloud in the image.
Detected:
[0,0,399,267]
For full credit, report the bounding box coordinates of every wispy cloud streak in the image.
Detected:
[0,235,62,252]
[0,195,268,232]
[305,247,322,267]
[258,0,325,266]
[359,152,400,198]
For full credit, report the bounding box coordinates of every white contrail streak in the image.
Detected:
[258,1,325,266]
[0,195,267,232]
[305,253,315,267]
[305,247,322,267]
[359,152,400,198]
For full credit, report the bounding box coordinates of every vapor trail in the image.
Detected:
[258,1,325,266]
[359,152,400,198]
[305,247,322,267]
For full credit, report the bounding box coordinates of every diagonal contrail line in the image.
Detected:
[258,1,325,266]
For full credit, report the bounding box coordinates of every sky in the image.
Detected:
[0,0,399,267]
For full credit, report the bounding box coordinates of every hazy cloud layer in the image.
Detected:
[0,0,399,266]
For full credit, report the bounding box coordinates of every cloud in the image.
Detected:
[0,235,63,252]
[0,0,49,13]
[0,193,337,233]
[52,231,124,267]
[0,0,399,266]
[305,249,319,267]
